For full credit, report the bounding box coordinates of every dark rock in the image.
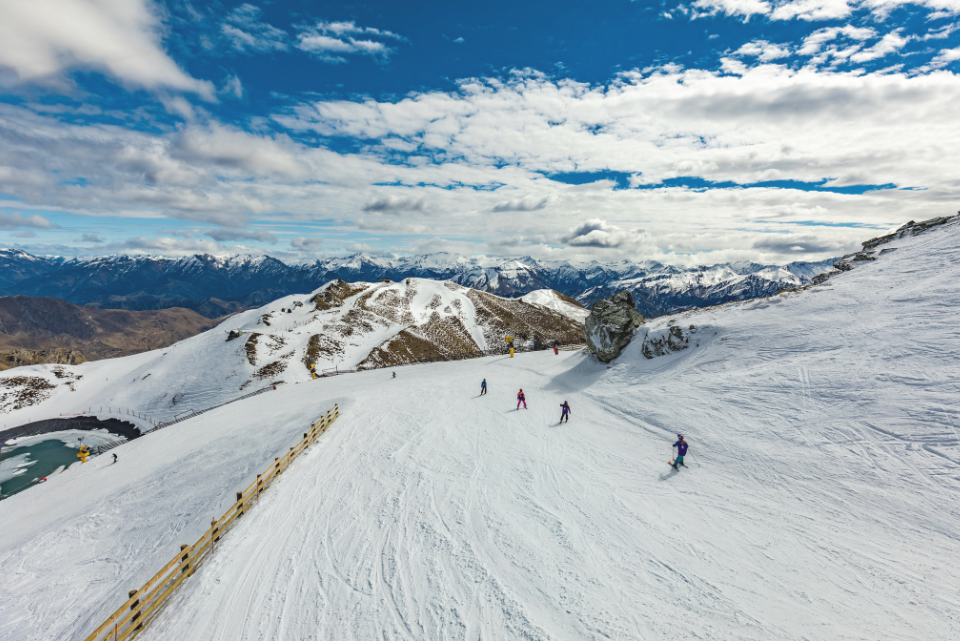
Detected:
[585,290,646,363]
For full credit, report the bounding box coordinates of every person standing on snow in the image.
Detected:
[559,401,571,424]
[392,372,396,379]
[517,388,527,410]
[480,379,487,396]
[671,434,689,470]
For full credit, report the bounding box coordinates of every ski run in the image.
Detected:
[2,220,960,640]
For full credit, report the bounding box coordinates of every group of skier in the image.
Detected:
[479,378,691,470]
[480,379,572,425]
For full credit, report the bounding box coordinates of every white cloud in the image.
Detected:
[221,4,288,54]
[362,195,432,212]
[0,211,57,230]
[291,236,324,250]
[736,40,792,61]
[4,56,960,264]
[492,196,552,212]
[926,45,960,69]
[849,30,910,62]
[693,0,960,22]
[561,219,652,250]
[205,228,277,244]
[770,0,856,21]
[693,0,772,19]
[798,25,876,56]
[295,20,402,62]
[0,0,214,98]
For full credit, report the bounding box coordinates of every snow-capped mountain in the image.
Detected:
[0,249,836,319]
[0,278,583,425]
[520,289,591,323]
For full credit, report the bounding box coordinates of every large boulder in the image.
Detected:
[585,290,646,363]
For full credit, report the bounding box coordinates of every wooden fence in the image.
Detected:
[82,404,340,641]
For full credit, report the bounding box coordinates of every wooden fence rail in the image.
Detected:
[82,404,340,641]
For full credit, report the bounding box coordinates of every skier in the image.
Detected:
[112,453,118,464]
[671,434,689,470]
[517,388,527,410]
[392,372,396,379]
[559,401,570,423]
[480,378,487,396]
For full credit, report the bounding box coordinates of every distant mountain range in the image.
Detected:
[0,249,836,319]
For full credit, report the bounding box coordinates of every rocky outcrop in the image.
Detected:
[814,214,959,287]
[1,347,86,369]
[641,323,697,359]
[585,290,646,363]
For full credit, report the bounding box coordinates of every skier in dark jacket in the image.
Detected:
[517,389,527,409]
[671,434,688,470]
[480,379,487,395]
[559,401,571,424]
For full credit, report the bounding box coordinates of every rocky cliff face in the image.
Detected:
[585,290,647,363]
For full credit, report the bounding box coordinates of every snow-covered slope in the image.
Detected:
[2,220,960,640]
[521,289,591,322]
[0,278,583,428]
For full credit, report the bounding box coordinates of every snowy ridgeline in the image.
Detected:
[2,218,960,640]
[0,279,584,429]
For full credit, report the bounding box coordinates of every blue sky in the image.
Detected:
[0,0,958,265]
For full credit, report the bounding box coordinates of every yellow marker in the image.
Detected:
[510,347,514,358]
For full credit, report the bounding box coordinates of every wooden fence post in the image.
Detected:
[180,544,191,575]
[129,589,142,631]
[236,492,244,518]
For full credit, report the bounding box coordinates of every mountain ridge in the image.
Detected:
[0,249,836,319]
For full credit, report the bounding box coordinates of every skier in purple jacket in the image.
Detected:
[672,434,689,470]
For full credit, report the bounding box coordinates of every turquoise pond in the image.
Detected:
[0,439,84,499]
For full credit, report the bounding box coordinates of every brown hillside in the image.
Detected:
[0,296,225,370]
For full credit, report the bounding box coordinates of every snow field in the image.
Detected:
[133,223,959,641]
[2,221,959,640]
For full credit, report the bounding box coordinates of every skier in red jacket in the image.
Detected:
[517,389,527,409]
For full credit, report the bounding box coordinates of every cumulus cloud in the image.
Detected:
[561,219,650,249]
[221,4,288,54]
[81,233,103,243]
[492,196,552,212]
[205,228,278,244]
[362,195,431,212]
[0,0,214,97]
[0,211,57,230]
[295,20,402,63]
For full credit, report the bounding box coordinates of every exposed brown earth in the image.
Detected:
[0,296,225,371]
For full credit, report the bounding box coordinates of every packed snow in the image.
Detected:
[521,289,591,323]
[2,221,960,640]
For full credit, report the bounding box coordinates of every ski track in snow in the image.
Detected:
[3,223,960,640]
